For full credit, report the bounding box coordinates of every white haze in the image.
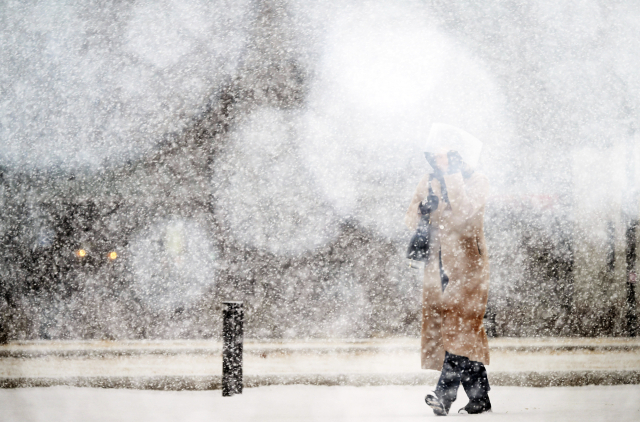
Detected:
[0,0,250,171]
[215,0,513,249]
[4,0,639,248]
[297,1,512,239]
[2,0,640,326]
[213,108,340,255]
[130,219,216,311]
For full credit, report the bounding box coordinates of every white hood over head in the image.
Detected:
[424,123,483,171]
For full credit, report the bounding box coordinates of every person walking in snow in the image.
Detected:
[405,124,492,415]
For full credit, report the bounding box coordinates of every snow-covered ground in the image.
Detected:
[1,384,639,422]
[2,338,639,379]
[2,348,640,379]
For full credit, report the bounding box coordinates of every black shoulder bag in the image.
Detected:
[406,179,439,264]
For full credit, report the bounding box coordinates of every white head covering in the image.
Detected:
[424,123,483,172]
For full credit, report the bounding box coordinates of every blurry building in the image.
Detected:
[2,0,640,342]
[571,145,640,336]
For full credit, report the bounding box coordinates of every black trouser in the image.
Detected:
[435,351,491,404]
[436,251,490,404]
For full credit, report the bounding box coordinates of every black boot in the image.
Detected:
[458,397,492,414]
[425,391,452,416]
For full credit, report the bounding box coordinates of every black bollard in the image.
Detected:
[222,301,243,396]
[626,220,638,337]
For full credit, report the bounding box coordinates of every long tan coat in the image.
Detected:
[405,172,490,370]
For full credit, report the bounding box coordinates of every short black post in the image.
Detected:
[626,220,638,337]
[222,301,243,396]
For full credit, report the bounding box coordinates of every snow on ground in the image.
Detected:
[2,349,640,379]
[2,338,639,378]
[1,385,639,422]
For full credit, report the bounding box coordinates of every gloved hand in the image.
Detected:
[419,193,439,215]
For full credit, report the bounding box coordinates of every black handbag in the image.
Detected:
[407,183,439,264]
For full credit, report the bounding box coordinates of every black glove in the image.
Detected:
[419,192,439,215]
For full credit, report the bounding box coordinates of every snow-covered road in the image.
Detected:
[1,384,639,422]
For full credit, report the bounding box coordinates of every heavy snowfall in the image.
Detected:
[1,0,640,420]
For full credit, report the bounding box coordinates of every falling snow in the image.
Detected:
[0,0,639,354]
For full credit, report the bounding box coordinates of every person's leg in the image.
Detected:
[435,352,462,405]
[425,352,461,415]
[458,358,491,414]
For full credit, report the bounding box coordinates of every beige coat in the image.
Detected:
[405,172,490,370]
